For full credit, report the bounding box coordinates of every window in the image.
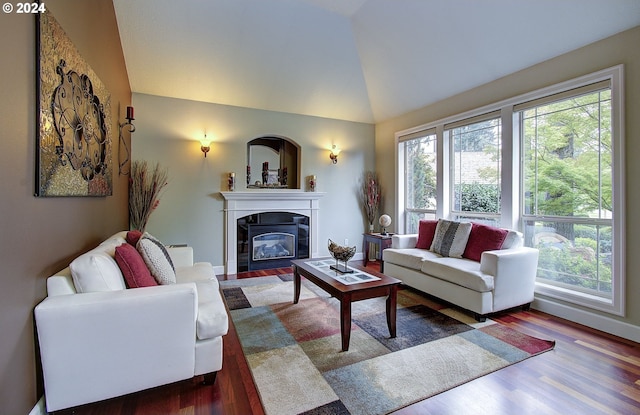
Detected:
[446,112,502,225]
[399,130,437,233]
[517,81,620,312]
[396,66,624,316]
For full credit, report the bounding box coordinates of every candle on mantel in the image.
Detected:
[126,106,134,120]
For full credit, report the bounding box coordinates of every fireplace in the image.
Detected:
[238,212,309,271]
[221,191,324,274]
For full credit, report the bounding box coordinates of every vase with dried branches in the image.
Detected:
[360,171,382,232]
[129,160,169,232]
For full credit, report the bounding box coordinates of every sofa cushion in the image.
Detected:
[463,223,508,262]
[70,246,126,293]
[430,219,472,258]
[383,248,441,271]
[115,243,158,288]
[415,220,438,249]
[421,257,494,292]
[137,233,176,285]
[99,235,128,248]
[176,262,218,284]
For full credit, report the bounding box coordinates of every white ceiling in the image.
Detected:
[113,0,640,124]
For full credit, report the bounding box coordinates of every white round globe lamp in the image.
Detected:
[379,214,392,235]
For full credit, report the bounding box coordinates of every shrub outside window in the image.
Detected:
[447,114,501,226]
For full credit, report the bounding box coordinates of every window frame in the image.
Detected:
[397,128,438,234]
[445,111,503,225]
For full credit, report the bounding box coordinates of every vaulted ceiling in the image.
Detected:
[113,0,640,124]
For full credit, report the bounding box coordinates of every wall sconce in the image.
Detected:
[118,106,135,175]
[329,145,340,164]
[201,134,211,158]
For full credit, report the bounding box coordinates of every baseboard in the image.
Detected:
[533,297,640,342]
[213,264,225,276]
[29,396,46,415]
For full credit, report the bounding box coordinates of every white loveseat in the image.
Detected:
[382,220,539,321]
[34,231,229,412]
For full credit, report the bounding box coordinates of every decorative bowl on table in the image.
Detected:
[328,239,356,273]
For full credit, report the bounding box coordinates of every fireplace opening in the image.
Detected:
[237,212,309,271]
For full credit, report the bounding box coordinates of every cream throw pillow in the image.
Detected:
[70,245,126,293]
[137,233,176,285]
[430,219,473,258]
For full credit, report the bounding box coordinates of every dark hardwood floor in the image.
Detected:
[54,263,640,415]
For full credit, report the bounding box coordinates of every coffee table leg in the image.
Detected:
[293,265,301,304]
[386,285,398,338]
[340,296,352,351]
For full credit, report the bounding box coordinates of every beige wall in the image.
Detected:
[0,1,130,413]
[131,93,375,267]
[376,26,640,331]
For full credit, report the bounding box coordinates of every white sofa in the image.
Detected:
[34,231,229,412]
[382,224,539,321]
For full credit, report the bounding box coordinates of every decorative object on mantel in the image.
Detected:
[245,161,288,188]
[261,161,268,184]
[118,106,135,176]
[36,10,113,197]
[329,144,341,164]
[129,160,169,232]
[328,239,356,274]
[228,172,235,191]
[360,171,382,232]
[379,214,392,235]
[308,175,317,192]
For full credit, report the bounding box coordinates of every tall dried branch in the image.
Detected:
[129,160,169,232]
[360,171,382,226]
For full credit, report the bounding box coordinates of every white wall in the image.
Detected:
[131,93,375,269]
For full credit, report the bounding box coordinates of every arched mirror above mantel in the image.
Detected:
[247,136,300,189]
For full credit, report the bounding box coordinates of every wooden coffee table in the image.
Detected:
[292,258,401,351]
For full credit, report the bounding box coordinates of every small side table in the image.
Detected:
[362,233,393,272]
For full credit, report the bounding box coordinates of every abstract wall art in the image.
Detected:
[36,10,113,197]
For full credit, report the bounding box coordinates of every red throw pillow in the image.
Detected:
[115,243,158,288]
[463,223,509,262]
[126,230,143,246]
[415,220,439,249]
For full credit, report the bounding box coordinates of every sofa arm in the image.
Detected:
[480,247,539,311]
[35,284,198,411]
[392,234,418,249]
[167,246,194,267]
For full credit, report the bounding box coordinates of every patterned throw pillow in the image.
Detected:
[137,233,176,285]
[430,219,473,258]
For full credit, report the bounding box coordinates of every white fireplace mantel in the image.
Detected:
[221,190,325,274]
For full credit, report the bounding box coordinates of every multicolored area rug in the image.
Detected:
[220,275,554,415]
